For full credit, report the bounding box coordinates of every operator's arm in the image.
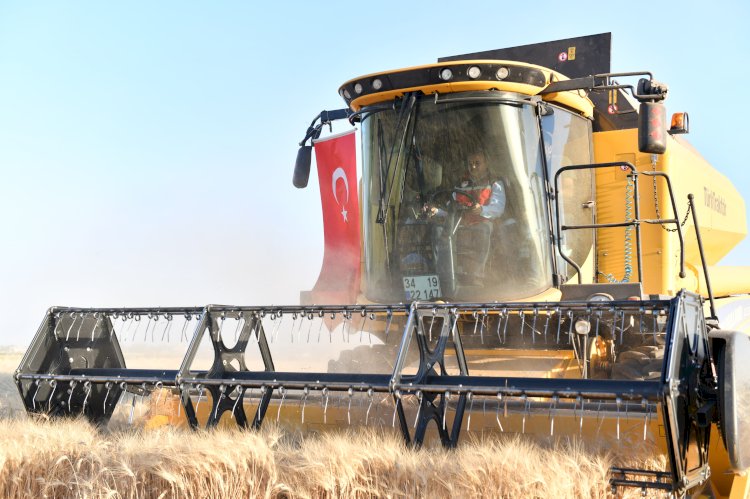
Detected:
[480,181,506,219]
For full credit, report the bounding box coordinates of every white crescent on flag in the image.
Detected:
[332,167,349,221]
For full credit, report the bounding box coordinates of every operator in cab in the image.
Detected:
[427,149,506,279]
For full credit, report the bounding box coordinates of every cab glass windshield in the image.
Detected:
[360,93,553,302]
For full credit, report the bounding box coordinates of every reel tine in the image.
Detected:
[472,311,479,339]
[442,391,451,431]
[521,395,528,434]
[520,311,526,342]
[616,397,622,440]
[31,380,41,410]
[128,389,136,425]
[365,388,374,425]
[154,381,164,405]
[67,380,77,413]
[392,391,400,428]
[466,392,474,431]
[231,386,243,420]
[301,387,309,424]
[642,398,649,441]
[214,385,226,421]
[306,313,314,343]
[276,386,287,423]
[142,314,152,342]
[233,313,244,344]
[495,393,504,432]
[358,311,368,344]
[65,312,76,341]
[161,314,172,342]
[531,308,538,344]
[428,312,436,343]
[81,381,91,414]
[195,384,204,416]
[90,313,99,342]
[503,308,510,344]
[384,309,393,343]
[317,311,325,343]
[555,307,562,344]
[543,308,551,343]
[47,380,57,413]
[347,387,354,425]
[322,387,329,424]
[103,382,112,414]
[413,390,423,429]
[577,396,584,437]
[131,314,142,342]
[549,396,558,436]
[218,314,226,344]
[479,309,487,344]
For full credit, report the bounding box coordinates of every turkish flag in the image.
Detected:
[304,130,360,304]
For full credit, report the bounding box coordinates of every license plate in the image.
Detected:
[403,275,441,301]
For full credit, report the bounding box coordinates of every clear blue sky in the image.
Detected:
[1,1,748,346]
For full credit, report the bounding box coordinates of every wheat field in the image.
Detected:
[0,353,666,498]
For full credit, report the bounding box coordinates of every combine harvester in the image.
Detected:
[15,34,750,497]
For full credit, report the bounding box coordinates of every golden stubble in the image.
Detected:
[0,417,667,499]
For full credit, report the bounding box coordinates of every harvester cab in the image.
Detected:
[16,34,750,498]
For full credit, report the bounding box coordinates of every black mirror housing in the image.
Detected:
[293,145,313,188]
[638,102,667,154]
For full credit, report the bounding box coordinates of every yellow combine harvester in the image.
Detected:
[15,34,750,497]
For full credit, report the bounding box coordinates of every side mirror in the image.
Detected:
[293,145,313,188]
[638,102,667,154]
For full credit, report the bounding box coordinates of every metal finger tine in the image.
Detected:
[276,386,287,423]
[495,309,504,343]
[322,387,329,424]
[555,307,562,344]
[428,312,436,342]
[233,314,244,344]
[347,387,354,425]
[103,382,112,414]
[442,391,450,430]
[154,381,164,405]
[414,390,423,428]
[392,391,400,428]
[306,313,314,343]
[616,397,622,440]
[472,311,480,338]
[466,392,474,431]
[131,315,142,342]
[479,309,487,344]
[358,311,368,344]
[231,386,243,419]
[91,313,100,342]
[32,380,41,410]
[521,395,528,434]
[520,311,526,342]
[503,308,510,343]
[496,393,504,432]
[65,312,77,341]
[384,310,393,343]
[214,385,226,420]
[531,308,538,344]
[143,314,153,342]
[567,310,574,344]
[301,387,309,424]
[82,381,91,413]
[543,308,550,343]
[365,388,374,425]
[642,398,649,441]
[67,380,77,412]
[47,380,57,412]
[317,312,325,343]
[577,396,584,436]
[195,385,204,415]
[160,315,172,342]
[128,392,136,425]
[619,309,626,345]
[549,396,558,436]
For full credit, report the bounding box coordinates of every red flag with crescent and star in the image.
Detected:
[304,130,360,304]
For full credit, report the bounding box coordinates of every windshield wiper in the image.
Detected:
[376,93,418,225]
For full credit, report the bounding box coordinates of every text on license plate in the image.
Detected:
[403,275,441,300]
